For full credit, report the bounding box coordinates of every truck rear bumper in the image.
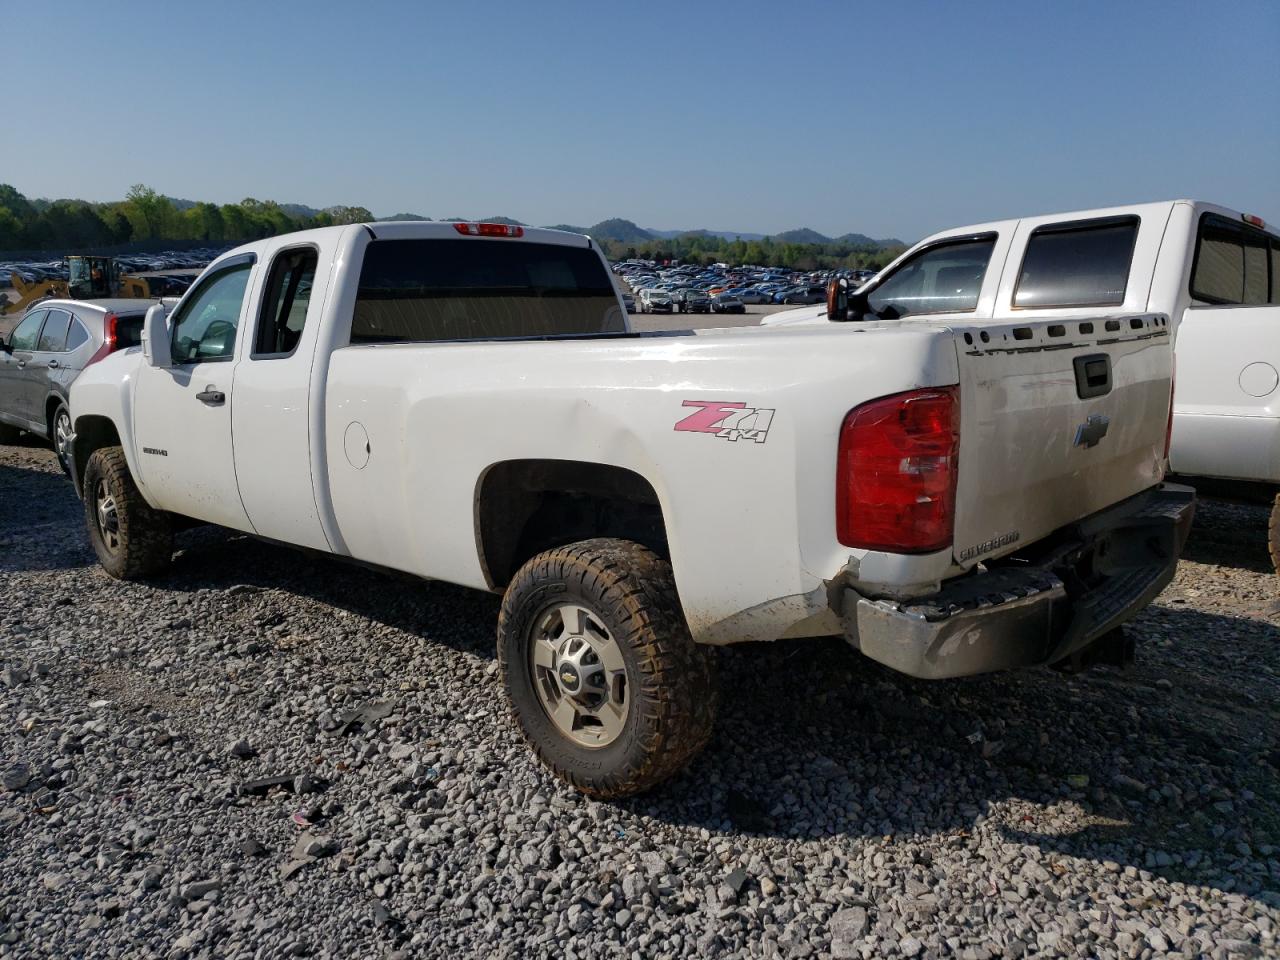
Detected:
[844,483,1195,679]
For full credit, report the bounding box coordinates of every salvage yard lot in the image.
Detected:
[0,439,1277,958]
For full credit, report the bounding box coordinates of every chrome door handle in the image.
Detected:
[196,387,225,406]
[15,359,25,368]
[46,359,59,369]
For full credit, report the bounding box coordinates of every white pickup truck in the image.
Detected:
[772,199,1279,569]
[68,220,1193,797]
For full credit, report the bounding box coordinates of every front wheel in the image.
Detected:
[498,538,717,798]
[1269,494,1280,575]
[82,446,173,580]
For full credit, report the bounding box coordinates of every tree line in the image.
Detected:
[0,182,907,270]
[0,184,373,253]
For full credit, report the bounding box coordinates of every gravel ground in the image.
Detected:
[1,437,1277,959]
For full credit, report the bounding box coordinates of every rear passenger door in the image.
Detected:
[28,308,74,429]
[230,244,331,550]
[1170,215,1280,481]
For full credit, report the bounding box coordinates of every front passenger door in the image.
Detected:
[132,255,257,530]
[0,310,47,428]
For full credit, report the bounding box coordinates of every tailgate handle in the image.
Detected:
[1073,354,1111,399]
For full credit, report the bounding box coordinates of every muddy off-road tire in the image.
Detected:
[82,446,173,580]
[498,538,717,799]
[1270,493,1280,575]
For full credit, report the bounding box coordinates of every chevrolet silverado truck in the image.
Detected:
[68,220,1193,798]
[771,200,1278,569]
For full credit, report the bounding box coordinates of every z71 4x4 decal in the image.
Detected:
[674,400,775,444]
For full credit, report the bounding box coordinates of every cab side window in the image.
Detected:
[254,248,317,357]
[169,262,253,364]
[37,309,73,352]
[1191,213,1278,305]
[8,311,46,351]
[865,236,996,318]
[1013,216,1139,309]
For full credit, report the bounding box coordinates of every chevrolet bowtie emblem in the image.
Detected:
[1074,414,1111,449]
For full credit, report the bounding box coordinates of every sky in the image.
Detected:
[5,0,1278,243]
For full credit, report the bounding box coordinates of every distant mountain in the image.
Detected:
[544,224,588,234]
[646,227,768,241]
[584,218,653,242]
[280,202,324,218]
[838,231,904,248]
[379,212,432,221]
[771,227,832,244]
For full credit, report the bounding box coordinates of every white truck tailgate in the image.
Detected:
[945,313,1172,567]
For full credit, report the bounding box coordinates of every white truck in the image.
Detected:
[68,220,1193,798]
[771,200,1279,569]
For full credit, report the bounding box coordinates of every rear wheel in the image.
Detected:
[1269,494,1280,575]
[498,538,717,799]
[51,403,72,476]
[82,446,173,580]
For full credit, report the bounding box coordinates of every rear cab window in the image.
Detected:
[1013,216,1140,309]
[1190,213,1279,305]
[350,238,624,344]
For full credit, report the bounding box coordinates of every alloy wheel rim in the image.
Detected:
[55,411,72,466]
[94,479,121,554]
[529,602,629,748]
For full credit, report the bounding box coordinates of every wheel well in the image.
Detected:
[71,415,121,495]
[476,460,669,590]
[44,394,67,437]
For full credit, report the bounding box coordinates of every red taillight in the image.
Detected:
[85,312,119,367]
[836,386,960,553]
[453,222,524,238]
[1243,213,1267,229]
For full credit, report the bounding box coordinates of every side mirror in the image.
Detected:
[143,304,172,369]
[826,278,848,320]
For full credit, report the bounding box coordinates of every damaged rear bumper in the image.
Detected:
[844,483,1196,679]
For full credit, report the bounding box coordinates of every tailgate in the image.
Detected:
[947,313,1172,566]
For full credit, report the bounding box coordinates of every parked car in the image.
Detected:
[671,288,710,313]
[638,288,674,313]
[709,293,745,313]
[781,285,826,305]
[621,292,636,313]
[0,298,153,473]
[69,220,1189,799]
[735,286,773,305]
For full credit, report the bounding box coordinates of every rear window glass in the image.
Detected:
[1191,213,1278,305]
[351,238,624,344]
[1013,217,1139,308]
[116,314,145,349]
